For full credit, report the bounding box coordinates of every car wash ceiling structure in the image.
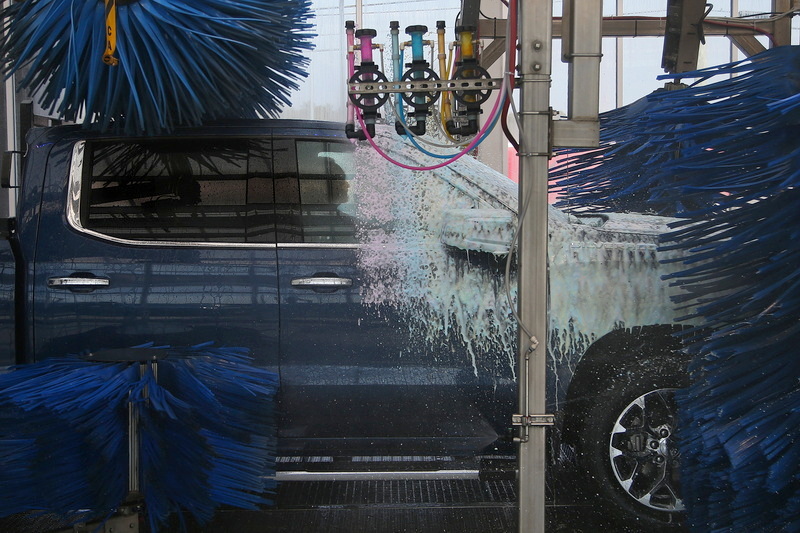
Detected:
[344,1,796,532]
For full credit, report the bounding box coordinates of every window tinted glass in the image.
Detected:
[296,140,356,243]
[83,136,356,244]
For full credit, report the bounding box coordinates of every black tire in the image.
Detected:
[574,345,689,531]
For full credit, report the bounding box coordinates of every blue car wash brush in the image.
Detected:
[551,46,800,532]
[0,343,279,532]
[0,0,315,135]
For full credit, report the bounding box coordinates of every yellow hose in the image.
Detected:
[437,26,453,136]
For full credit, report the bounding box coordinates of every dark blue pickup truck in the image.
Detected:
[0,119,691,529]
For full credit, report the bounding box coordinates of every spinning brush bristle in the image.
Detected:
[551,46,800,532]
[0,0,315,135]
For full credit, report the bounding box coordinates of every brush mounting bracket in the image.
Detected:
[84,348,168,363]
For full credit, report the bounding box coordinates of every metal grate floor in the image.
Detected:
[187,479,654,533]
[0,478,662,532]
[275,479,517,507]
[196,506,517,533]
[190,479,517,533]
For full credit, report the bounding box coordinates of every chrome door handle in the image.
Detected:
[48,276,110,291]
[291,277,353,289]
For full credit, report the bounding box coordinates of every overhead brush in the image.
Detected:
[0,0,315,135]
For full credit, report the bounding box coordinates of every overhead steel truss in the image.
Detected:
[478,1,798,72]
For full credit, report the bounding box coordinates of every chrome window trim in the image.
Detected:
[277,243,359,249]
[66,141,360,250]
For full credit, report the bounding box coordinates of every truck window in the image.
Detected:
[273,138,356,244]
[80,138,356,245]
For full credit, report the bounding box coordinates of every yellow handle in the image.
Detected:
[103,0,119,66]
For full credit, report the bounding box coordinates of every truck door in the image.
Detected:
[0,239,14,367]
[31,137,280,372]
[274,136,499,457]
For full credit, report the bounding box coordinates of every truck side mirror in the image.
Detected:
[440,208,515,255]
[1,151,22,189]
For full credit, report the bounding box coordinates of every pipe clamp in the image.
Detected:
[512,414,555,427]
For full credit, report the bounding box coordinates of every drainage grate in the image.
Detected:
[350,455,454,463]
[188,479,518,533]
[196,506,517,533]
[276,479,516,508]
[0,512,73,533]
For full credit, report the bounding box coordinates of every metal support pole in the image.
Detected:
[127,363,146,497]
[516,0,552,532]
[616,0,624,108]
[771,0,795,47]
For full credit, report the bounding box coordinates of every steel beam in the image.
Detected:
[480,38,507,70]
[478,14,789,71]
[662,0,708,73]
[479,16,787,40]
[564,0,602,122]
[457,0,481,29]
[729,34,767,56]
[552,119,600,148]
[772,0,797,47]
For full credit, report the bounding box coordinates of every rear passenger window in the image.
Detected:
[278,139,356,243]
[81,136,356,244]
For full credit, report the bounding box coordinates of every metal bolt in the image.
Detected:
[533,40,542,51]
[654,455,665,464]
[660,428,670,438]
[649,440,659,450]
[533,63,541,72]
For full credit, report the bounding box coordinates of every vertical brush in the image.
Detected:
[549,46,800,531]
[0,343,279,532]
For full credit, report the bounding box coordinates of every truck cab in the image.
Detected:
[0,120,690,529]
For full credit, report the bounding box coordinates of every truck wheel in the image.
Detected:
[574,348,688,529]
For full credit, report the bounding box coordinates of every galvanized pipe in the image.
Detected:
[516,0,552,532]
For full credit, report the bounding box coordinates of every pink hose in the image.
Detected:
[346,26,356,125]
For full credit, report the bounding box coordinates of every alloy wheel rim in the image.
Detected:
[608,388,684,512]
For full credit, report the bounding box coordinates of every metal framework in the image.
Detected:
[479,3,799,70]
[490,2,796,533]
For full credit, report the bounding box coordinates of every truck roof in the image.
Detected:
[27,119,348,144]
